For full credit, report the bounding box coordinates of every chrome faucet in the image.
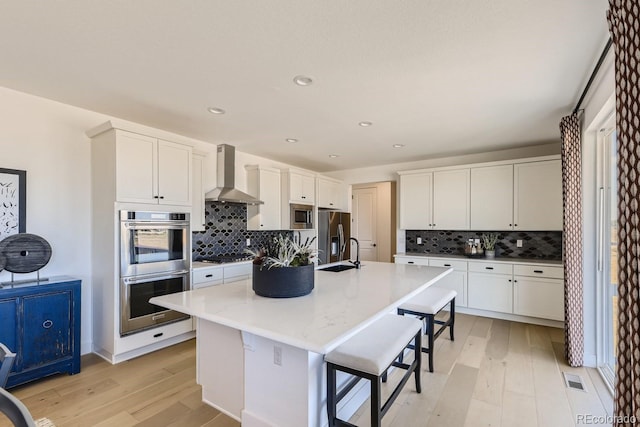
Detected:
[349,237,361,269]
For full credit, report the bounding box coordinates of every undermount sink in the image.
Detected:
[318,264,357,272]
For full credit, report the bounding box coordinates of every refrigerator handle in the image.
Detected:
[338,224,345,261]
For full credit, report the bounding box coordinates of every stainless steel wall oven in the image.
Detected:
[119,210,190,336]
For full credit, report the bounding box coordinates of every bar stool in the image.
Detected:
[397,286,456,372]
[325,315,423,427]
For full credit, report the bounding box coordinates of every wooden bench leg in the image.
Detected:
[450,298,456,341]
[327,363,337,427]
[426,314,434,373]
[371,376,382,427]
[414,331,422,393]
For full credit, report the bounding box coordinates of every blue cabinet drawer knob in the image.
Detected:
[42,319,54,329]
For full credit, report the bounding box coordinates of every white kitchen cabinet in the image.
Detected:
[394,255,430,266]
[467,261,513,313]
[428,258,468,307]
[432,169,470,230]
[399,172,432,229]
[114,130,192,206]
[514,160,563,230]
[283,169,315,205]
[192,266,224,289]
[246,166,281,230]
[191,152,206,232]
[470,164,513,230]
[317,176,346,210]
[513,264,564,320]
[399,169,469,230]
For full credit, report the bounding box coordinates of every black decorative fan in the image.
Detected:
[0,233,52,274]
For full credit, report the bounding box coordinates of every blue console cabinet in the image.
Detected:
[0,276,81,388]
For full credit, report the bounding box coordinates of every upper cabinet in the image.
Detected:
[513,160,562,230]
[399,172,432,229]
[433,169,470,230]
[112,130,192,206]
[191,152,206,232]
[282,169,315,205]
[399,155,562,231]
[246,166,281,230]
[317,176,347,211]
[470,164,514,230]
[399,169,469,230]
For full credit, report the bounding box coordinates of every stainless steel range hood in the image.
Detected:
[204,144,264,205]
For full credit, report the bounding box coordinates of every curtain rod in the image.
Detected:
[573,37,613,115]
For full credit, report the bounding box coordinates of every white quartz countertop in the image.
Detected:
[151,261,451,354]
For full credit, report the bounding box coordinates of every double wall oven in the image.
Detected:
[119,210,190,336]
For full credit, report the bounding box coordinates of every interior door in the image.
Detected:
[352,187,377,261]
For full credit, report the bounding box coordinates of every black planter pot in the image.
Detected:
[252,263,315,298]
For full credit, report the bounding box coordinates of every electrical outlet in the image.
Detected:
[273,346,282,366]
[517,239,523,248]
[417,237,422,245]
[246,238,251,246]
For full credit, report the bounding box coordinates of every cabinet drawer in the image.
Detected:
[224,263,252,282]
[468,261,512,275]
[192,267,224,284]
[513,264,564,279]
[428,258,467,271]
[395,256,429,266]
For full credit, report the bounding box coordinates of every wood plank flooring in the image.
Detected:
[0,314,612,427]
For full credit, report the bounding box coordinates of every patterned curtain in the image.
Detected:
[559,113,583,367]
[608,1,640,425]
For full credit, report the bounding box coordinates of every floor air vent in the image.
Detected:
[563,372,587,392]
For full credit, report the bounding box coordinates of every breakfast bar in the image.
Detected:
[150,261,451,427]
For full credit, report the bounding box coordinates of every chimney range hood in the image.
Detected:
[204,144,263,205]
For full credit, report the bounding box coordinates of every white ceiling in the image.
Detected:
[0,1,609,172]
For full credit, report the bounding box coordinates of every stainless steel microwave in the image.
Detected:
[290,204,313,229]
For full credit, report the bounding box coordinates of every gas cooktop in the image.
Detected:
[196,254,254,264]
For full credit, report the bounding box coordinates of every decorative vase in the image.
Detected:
[485,250,496,259]
[252,263,315,298]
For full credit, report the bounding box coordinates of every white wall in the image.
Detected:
[0,86,110,353]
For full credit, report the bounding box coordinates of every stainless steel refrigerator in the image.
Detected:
[317,211,350,264]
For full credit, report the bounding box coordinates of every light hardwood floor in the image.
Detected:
[1,314,613,427]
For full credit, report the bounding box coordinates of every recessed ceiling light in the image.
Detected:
[207,107,225,114]
[393,144,405,148]
[329,154,339,158]
[359,121,373,127]
[293,75,313,86]
[286,138,298,143]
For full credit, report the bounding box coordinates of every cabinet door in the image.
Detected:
[434,270,467,307]
[259,168,281,230]
[514,160,562,230]
[115,131,157,203]
[513,276,564,320]
[399,173,432,229]
[470,165,514,230]
[191,154,206,231]
[467,272,512,313]
[22,292,72,369]
[158,140,192,206]
[433,169,470,230]
[0,298,18,358]
[318,178,341,209]
[301,175,316,202]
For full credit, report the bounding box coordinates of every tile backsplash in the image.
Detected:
[192,202,291,260]
[405,230,562,260]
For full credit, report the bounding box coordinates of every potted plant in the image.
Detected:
[481,233,498,259]
[247,233,318,298]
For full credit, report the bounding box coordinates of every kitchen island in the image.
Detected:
[150,261,451,427]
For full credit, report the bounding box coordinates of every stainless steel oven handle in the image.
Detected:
[123,271,189,284]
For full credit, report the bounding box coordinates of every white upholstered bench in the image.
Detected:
[325,314,423,427]
[397,286,456,372]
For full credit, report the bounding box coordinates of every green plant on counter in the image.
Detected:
[246,232,317,269]
[481,233,498,251]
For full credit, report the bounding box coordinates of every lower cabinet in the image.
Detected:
[395,255,564,322]
[467,272,513,313]
[0,276,81,388]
